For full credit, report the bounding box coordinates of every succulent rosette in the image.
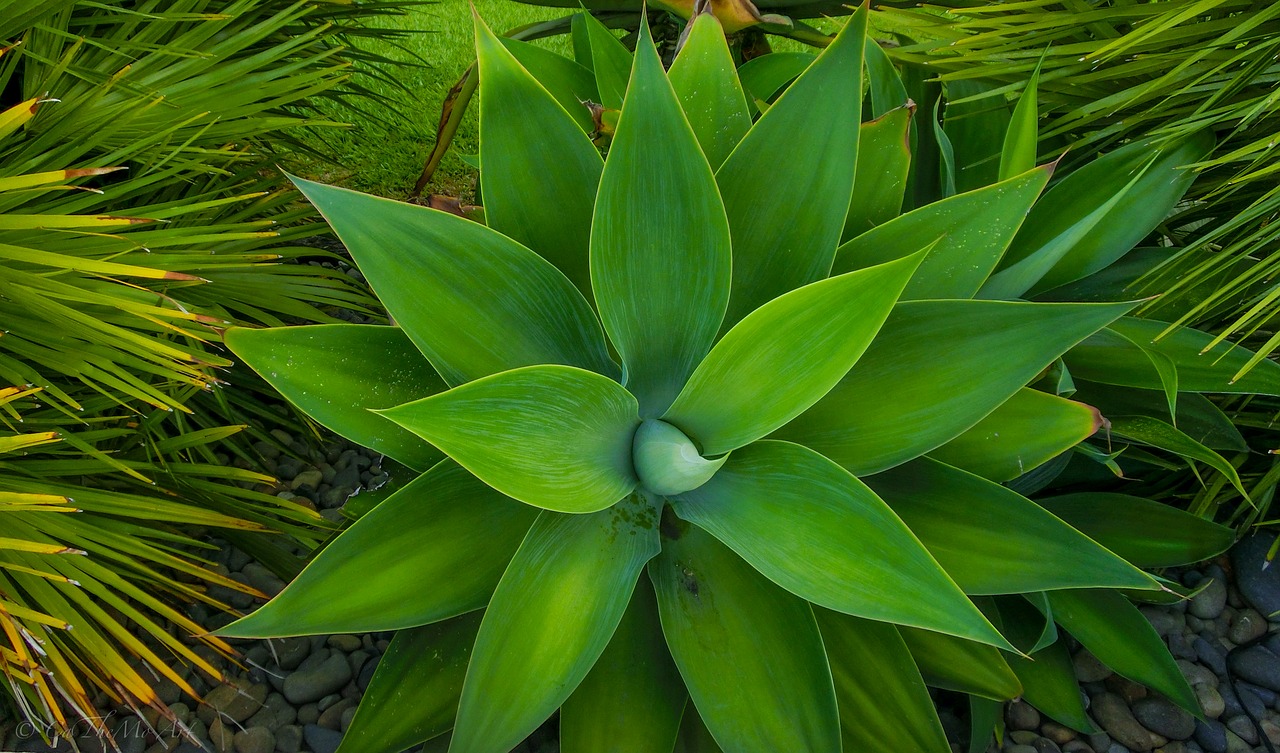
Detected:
[220,7,1267,753]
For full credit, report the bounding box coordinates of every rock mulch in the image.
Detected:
[7,415,1280,753]
[988,536,1280,753]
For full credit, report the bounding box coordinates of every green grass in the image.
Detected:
[296,0,574,198]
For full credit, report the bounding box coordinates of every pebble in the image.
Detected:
[1009,701,1041,731]
[1131,697,1195,740]
[1074,651,1113,683]
[1224,716,1257,745]
[327,634,362,653]
[1195,685,1225,718]
[1193,719,1227,753]
[317,697,358,730]
[1232,533,1280,617]
[283,653,352,705]
[199,678,267,725]
[273,637,311,671]
[303,724,343,753]
[1228,608,1267,644]
[1041,722,1076,745]
[1193,638,1227,677]
[232,727,274,753]
[1190,578,1228,620]
[274,725,302,753]
[208,718,234,753]
[1093,692,1166,751]
[1227,644,1280,692]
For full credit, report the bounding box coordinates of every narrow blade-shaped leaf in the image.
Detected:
[663,251,923,455]
[1074,383,1247,451]
[816,610,950,753]
[715,7,867,327]
[998,68,1039,181]
[591,23,731,417]
[1109,414,1248,498]
[582,10,632,110]
[833,166,1051,299]
[668,13,751,169]
[1038,493,1234,568]
[928,388,1102,482]
[673,441,1012,648]
[735,51,813,107]
[379,365,639,513]
[499,37,598,132]
[479,17,602,299]
[1064,317,1280,395]
[649,523,840,752]
[1046,589,1199,714]
[898,626,1022,701]
[560,577,686,753]
[291,177,615,386]
[844,105,913,242]
[867,458,1157,595]
[865,37,908,119]
[776,299,1134,475]
[218,461,536,637]
[450,495,661,753]
[337,612,481,753]
[996,598,1096,733]
[673,705,725,753]
[224,325,444,471]
[988,133,1212,299]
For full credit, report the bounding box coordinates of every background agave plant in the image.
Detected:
[217,6,1277,752]
[0,0,414,736]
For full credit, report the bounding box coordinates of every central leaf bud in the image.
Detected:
[632,419,728,496]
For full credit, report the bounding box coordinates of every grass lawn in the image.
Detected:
[297,0,575,198]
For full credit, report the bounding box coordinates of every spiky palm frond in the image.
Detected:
[877,0,1280,372]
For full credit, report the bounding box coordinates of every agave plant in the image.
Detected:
[221,7,1272,753]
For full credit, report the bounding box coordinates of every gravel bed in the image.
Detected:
[7,419,1280,753]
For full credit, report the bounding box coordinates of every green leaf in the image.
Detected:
[649,523,840,753]
[997,598,1096,733]
[1064,317,1280,395]
[224,325,444,471]
[217,461,536,637]
[815,610,950,753]
[1108,413,1248,498]
[290,177,616,386]
[777,299,1133,475]
[591,23,731,417]
[1038,492,1234,568]
[843,105,913,242]
[932,96,958,198]
[999,68,1040,181]
[715,7,867,327]
[663,251,923,455]
[1074,383,1246,451]
[498,37,599,133]
[337,612,481,753]
[581,10,632,110]
[450,495,661,753]
[735,52,814,107]
[867,458,1157,595]
[560,577,686,753]
[673,441,1012,649]
[968,697,1003,753]
[672,705,725,753]
[864,37,908,119]
[898,626,1022,701]
[927,388,1101,482]
[943,80,1011,194]
[987,133,1213,299]
[479,18,603,299]
[378,365,639,513]
[832,166,1051,299]
[668,13,752,170]
[1046,589,1199,714]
